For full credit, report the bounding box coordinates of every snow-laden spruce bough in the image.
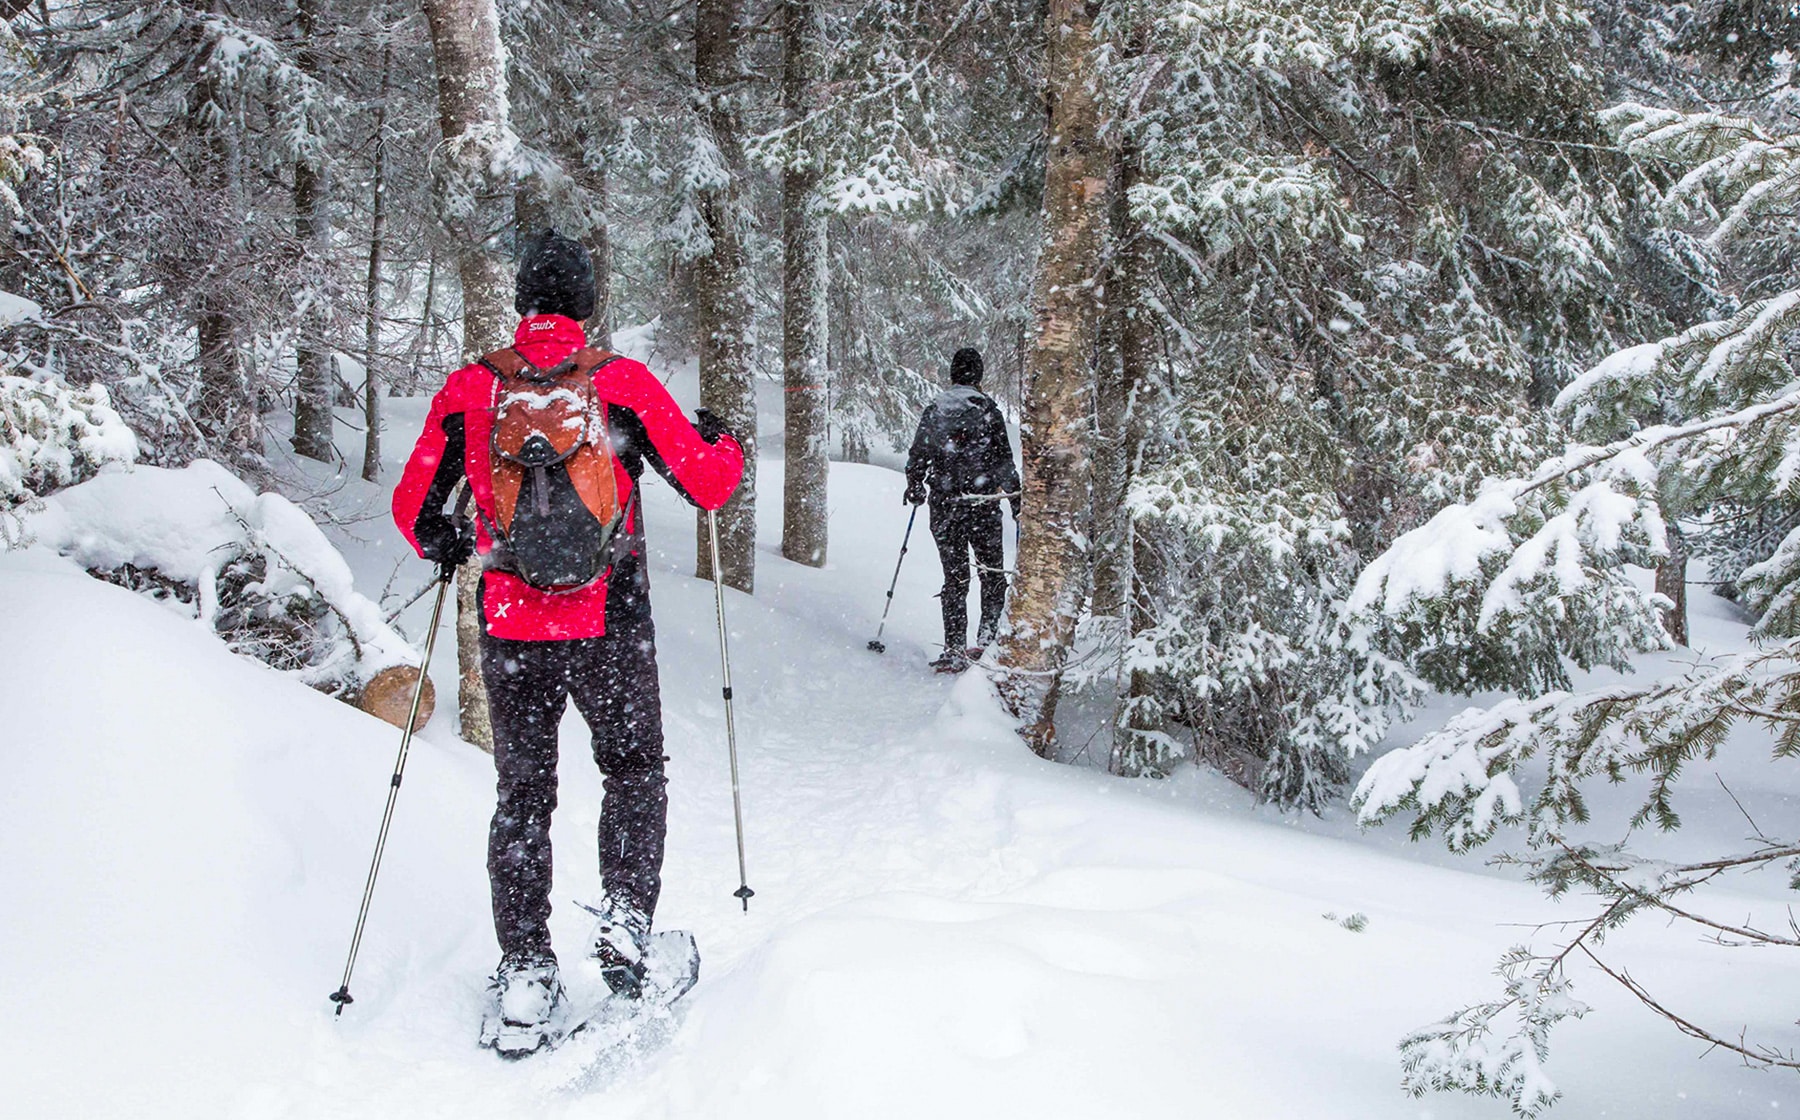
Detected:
[1346,98,1800,1114]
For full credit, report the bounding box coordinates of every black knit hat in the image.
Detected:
[515,229,596,322]
[950,346,984,386]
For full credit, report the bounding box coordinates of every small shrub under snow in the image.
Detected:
[1,371,140,546]
[26,459,416,695]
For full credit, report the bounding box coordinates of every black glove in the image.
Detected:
[1010,497,1022,521]
[416,514,474,569]
[904,480,927,505]
[695,408,732,445]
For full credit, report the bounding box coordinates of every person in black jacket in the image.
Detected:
[904,347,1022,672]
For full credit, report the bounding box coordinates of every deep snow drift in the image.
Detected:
[3,379,1795,1118]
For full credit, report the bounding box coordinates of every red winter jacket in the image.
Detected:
[393,315,744,640]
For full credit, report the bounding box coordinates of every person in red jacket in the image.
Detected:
[393,230,743,1048]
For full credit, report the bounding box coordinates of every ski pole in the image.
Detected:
[329,562,455,1015]
[705,509,755,912]
[867,503,920,654]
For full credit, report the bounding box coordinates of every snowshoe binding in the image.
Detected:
[930,651,969,674]
[579,896,652,999]
[478,951,566,1059]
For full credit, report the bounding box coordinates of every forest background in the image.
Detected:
[6,0,1800,1112]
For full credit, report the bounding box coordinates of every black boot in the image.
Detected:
[481,950,565,1056]
[584,895,652,998]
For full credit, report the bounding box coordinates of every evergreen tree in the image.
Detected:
[1071,0,1681,806]
[1352,6,1800,1106]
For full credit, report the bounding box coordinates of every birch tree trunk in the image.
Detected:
[780,0,829,567]
[291,0,334,463]
[693,0,757,593]
[993,0,1108,758]
[423,0,515,749]
[423,0,516,360]
[361,47,392,484]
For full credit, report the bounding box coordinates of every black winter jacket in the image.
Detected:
[904,385,1021,503]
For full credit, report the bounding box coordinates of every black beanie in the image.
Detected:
[950,347,984,386]
[515,229,596,322]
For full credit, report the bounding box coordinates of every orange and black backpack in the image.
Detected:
[478,347,629,590]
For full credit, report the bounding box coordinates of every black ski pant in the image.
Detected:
[930,496,1007,652]
[479,577,666,964]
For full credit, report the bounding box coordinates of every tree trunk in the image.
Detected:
[291,0,334,462]
[361,48,392,483]
[1092,135,1152,623]
[456,563,492,752]
[514,172,553,249]
[195,310,252,453]
[192,13,254,457]
[423,0,514,748]
[516,134,614,348]
[780,0,829,568]
[993,0,1109,758]
[580,143,613,349]
[1107,134,1171,777]
[422,0,516,359]
[693,0,757,592]
[1091,307,1126,618]
[408,249,439,394]
[1657,518,1689,647]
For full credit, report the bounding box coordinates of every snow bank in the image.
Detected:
[4,423,1791,1120]
[27,459,415,682]
[0,552,497,1119]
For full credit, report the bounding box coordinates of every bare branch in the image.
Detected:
[1578,944,1800,1070]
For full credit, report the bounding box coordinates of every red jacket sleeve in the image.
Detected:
[604,359,745,511]
[392,372,470,556]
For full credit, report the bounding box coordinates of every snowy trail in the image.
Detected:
[5,398,1797,1117]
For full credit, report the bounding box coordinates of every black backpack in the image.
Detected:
[930,390,1008,495]
[478,347,630,590]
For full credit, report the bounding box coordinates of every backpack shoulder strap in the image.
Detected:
[481,346,622,387]
[478,348,530,380]
[566,347,625,377]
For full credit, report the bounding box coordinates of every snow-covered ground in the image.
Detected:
[4,370,1795,1118]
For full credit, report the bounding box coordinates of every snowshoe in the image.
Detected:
[965,646,985,661]
[543,930,703,1059]
[478,952,566,1059]
[578,896,652,998]
[930,651,969,674]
